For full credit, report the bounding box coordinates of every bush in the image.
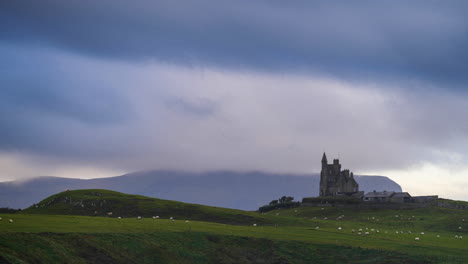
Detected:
[0,207,22,213]
[258,199,301,213]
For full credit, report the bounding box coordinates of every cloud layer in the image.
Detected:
[1,1,468,200]
[2,1,468,86]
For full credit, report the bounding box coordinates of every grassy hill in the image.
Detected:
[1,189,467,263]
[22,189,276,225]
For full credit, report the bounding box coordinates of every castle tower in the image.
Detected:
[320,152,328,196]
[319,152,359,197]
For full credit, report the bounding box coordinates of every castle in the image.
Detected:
[319,152,361,197]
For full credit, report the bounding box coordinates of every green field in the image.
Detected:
[0,190,467,263]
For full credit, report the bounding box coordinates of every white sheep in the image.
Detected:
[357,232,362,235]
[338,227,342,230]
[137,216,142,220]
[185,220,189,223]
[455,235,459,239]
[415,237,420,241]
[315,226,320,229]
[107,212,113,216]
[117,216,122,219]
[364,232,370,235]
[420,232,425,235]
[351,229,355,233]
[8,219,13,223]
[253,224,257,227]
[459,227,462,229]
[436,235,440,238]
[460,236,463,239]
[0,217,2,221]
[169,217,173,220]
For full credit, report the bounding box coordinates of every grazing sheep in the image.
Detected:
[420,232,425,235]
[8,219,13,223]
[364,232,369,235]
[376,230,380,233]
[415,237,420,241]
[460,236,463,239]
[137,216,142,220]
[357,232,362,235]
[107,212,113,216]
[455,235,459,239]
[0,217,2,221]
[171,219,175,223]
[253,224,257,227]
[351,229,355,233]
[371,229,375,232]
[117,217,122,219]
[338,227,342,230]
[358,229,363,232]
[185,220,189,223]
[155,216,159,219]
[459,227,462,229]
[315,226,320,229]
[169,217,173,220]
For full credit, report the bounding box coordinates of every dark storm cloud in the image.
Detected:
[0,45,134,157]
[1,0,468,87]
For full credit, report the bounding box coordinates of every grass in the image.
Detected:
[22,189,306,226]
[0,189,467,263]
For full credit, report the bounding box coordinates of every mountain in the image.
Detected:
[0,170,401,210]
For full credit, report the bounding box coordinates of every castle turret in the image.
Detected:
[321,152,327,164]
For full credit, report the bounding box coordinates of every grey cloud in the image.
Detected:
[1,1,468,87]
[164,97,219,117]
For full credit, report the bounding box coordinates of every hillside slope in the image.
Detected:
[0,170,402,210]
[0,232,436,264]
[22,189,269,225]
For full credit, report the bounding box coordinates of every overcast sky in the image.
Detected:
[1,1,468,200]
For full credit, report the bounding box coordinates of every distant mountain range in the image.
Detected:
[0,170,401,210]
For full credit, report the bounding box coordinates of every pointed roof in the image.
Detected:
[321,152,327,163]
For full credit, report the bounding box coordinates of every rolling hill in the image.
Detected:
[1,189,467,263]
[0,170,401,210]
[22,189,275,225]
